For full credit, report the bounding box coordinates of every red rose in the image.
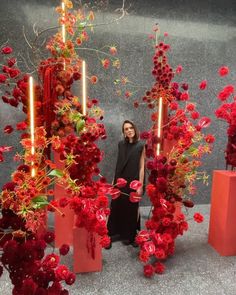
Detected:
[1,46,13,54]
[116,178,127,188]
[218,66,229,76]
[186,103,195,111]
[154,248,166,259]
[42,253,60,269]
[180,92,189,101]
[191,111,200,120]
[0,74,7,83]
[193,212,204,223]
[143,241,156,255]
[55,265,69,280]
[8,68,20,78]
[59,244,70,256]
[143,264,154,278]
[199,80,207,90]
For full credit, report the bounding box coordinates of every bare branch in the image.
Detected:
[22,26,33,49]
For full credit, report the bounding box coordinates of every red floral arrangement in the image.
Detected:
[212,66,236,168]
[118,27,213,277]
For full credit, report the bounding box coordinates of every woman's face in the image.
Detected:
[123,122,135,141]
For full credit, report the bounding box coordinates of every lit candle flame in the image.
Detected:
[29,76,36,177]
[156,97,163,156]
[61,1,66,43]
[82,60,87,116]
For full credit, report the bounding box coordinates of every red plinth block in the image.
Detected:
[208,170,236,256]
[54,152,74,247]
[73,227,102,273]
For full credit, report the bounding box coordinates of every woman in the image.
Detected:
[107,120,145,248]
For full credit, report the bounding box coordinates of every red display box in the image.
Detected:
[54,151,74,247]
[208,170,236,256]
[73,227,102,273]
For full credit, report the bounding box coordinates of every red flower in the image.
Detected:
[205,134,215,143]
[59,244,70,256]
[65,272,76,285]
[0,74,7,83]
[191,111,200,120]
[42,253,60,269]
[218,66,229,76]
[154,248,166,259]
[101,58,110,69]
[129,192,142,203]
[55,265,69,280]
[186,103,195,112]
[129,180,142,190]
[154,261,165,274]
[4,125,14,134]
[143,264,154,278]
[43,231,55,243]
[109,188,121,200]
[7,57,16,67]
[193,212,204,223]
[1,46,13,54]
[116,178,127,188]
[16,121,28,130]
[199,80,207,90]
[180,92,189,101]
[109,46,117,55]
[175,65,183,74]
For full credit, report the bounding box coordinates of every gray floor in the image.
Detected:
[1,204,236,295]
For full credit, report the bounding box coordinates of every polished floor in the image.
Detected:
[1,204,236,295]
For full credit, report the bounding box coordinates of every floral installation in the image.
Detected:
[208,66,236,168]
[0,0,128,293]
[115,27,213,277]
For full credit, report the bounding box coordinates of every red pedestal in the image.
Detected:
[73,227,102,273]
[208,170,236,256]
[54,152,74,247]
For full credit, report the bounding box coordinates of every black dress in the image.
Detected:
[107,139,145,242]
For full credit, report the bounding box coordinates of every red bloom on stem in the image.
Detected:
[65,272,76,285]
[1,46,13,54]
[101,58,110,69]
[154,261,165,274]
[116,178,127,188]
[0,74,7,83]
[218,66,229,76]
[193,212,204,223]
[199,80,207,90]
[109,188,121,200]
[4,125,14,134]
[129,180,142,190]
[175,65,183,74]
[43,231,55,243]
[129,192,142,203]
[59,244,70,256]
[16,121,28,130]
[205,134,215,143]
[143,264,154,278]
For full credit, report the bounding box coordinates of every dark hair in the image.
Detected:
[122,120,139,143]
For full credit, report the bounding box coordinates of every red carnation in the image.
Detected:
[116,178,127,188]
[1,46,13,54]
[55,265,69,280]
[109,188,121,200]
[191,111,200,120]
[193,212,204,223]
[129,192,142,203]
[7,57,16,67]
[143,264,154,278]
[59,244,70,256]
[186,103,195,111]
[199,80,207,90]
[218,66,229,76]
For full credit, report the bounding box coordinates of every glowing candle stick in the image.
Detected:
[156,97,163,156]
[61,1,66,43]
[29,76,36,177]
[82,60,87,116]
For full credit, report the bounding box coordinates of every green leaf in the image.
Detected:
[32,195,49,209]
[76,119,85,133]
[48,169,63,178]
